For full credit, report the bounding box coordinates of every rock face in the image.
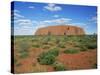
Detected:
[35,25,85,35]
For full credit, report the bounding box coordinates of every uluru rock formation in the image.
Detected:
[35,25,85,35]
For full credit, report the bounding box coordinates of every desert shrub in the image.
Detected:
[47,41,54,46]
[79,46,88,51]
[42,36,51,44]
[32,44,40,48]
[74,36,97,51]
[86,43,97,49]
[75,41,90,51]
[42,45,50,49]
[63,36,68,41]
[16,62,22,67]
[20,51,29,58]
[53,62,66,71]
[58,43,66,48]
[37,52,55,65]
[48,48,59,56]
[18,41,30,58]
[18,41,30,52]
[37,48,59,65]
[63,49,80,54]
[31,38,38,42]
[75,43,88,51]
[55,38,60,44]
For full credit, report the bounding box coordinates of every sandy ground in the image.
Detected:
[14,48,97,73]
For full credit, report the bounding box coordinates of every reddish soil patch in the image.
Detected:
[14,48,97,73]
[57,49,97,70]
[14,48,54,73]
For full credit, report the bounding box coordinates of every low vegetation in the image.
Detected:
[53,62,66,71]
[86,43,97,49]
[32,44,40,48]
[58,43,66,48]
[37,48,59,65]
[17,41,30,58]
[79,46,88,51]
[63,49,80,54]
[14,35,97,73]
[16,62,22,67]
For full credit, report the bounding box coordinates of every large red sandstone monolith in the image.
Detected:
[35,25,85,35]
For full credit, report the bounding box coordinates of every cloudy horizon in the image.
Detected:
[11,1,97,35]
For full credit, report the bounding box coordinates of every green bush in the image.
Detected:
[86,43,97,49]
[55,38,60,44]
[16,62,22,67]
[18,41,30,52]
[63,49,79,54]
[37,48,59,65]
[75,44,88,51]
[19,51,29,58]
[42,36,51,44]
[18,41,30,58]
[75,42,89,51]
[42,45,50,49]
[79,46,88,51]
[32,44,40,48]
[53,62,66,71]
[37,53,55,65]
[58,43,66,48]
[48,48,59,56]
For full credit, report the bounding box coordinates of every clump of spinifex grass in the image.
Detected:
[52,62,66,71]
[32,44,40,48]
[63,49,80,54]
[37,48,59,65]
[18,41,30,58]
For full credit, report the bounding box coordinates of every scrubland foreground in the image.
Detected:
[12,35,97,73]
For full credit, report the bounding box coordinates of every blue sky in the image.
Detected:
[11,1,97,35]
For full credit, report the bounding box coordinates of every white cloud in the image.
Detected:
[15,19,32,23]
[14,19,35,35]
[70,23,86,26]
[29,6,35,9]
[14,19,37,35]
[53,15,59,18]
[11,9,24,20]
[14,13,24,18]
[12,9,36,35]
[18,22,33,26]
[44,3,62,11]
[53,18,72,24]
[13,9,20,13]
[14,28,33,35]
[33,18,72,28]
[91,16,97,23]
[42,18,72,25]
[88,16,97,24]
